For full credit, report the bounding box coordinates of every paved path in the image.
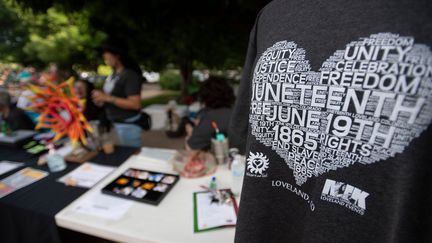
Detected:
[141,130,184,149]
[141,83,170,99]
[140,84,184,149]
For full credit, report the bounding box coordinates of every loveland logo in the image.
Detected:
[249,33,432,186]
[247,152,269,176]
[321,179,369,215]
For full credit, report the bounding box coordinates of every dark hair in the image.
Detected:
[77,79,101,121]
[198,76,235,109]
[0,88,11,108]
[77,79,94,100]
[119,55,143,80]
[101,39,142,79]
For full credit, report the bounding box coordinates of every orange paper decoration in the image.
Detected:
[27,77,93,146]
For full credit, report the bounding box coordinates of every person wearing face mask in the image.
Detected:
[0,88,34,132]
[91,40,144,147]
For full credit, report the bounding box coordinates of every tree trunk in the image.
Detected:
[179,60,193,98]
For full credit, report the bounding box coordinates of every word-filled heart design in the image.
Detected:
[249,33,432,185]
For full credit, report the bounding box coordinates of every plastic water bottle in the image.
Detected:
[46,146,66,172]
[209,176,217,190]
[231,155,245,196]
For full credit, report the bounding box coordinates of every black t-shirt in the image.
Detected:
[5,106,34,131]
[187,107,233,150]
[230,0,432,242]
[103,68,142,121]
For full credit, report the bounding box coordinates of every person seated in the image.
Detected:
[185,76,236,151]
[0,88,34,131]
[74,79,103,121]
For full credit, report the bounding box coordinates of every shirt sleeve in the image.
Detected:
[228,12,260,154]
[123,70,142,96]
[8,107,35,131]
[187,112,213,150]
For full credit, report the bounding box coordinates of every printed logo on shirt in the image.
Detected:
[248,33,432,186]
[246,152,269,177]
[320,179,369,215]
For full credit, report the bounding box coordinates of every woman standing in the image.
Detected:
[92,41,143,147]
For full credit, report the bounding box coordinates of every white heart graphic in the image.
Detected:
[249,33,432,186]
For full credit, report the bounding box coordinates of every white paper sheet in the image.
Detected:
[0,167,48,198]
[0,130,36,144]
[0,161,24,176]
[38,143,74,163]
[195,191,237,231]
[70,191,133,220]
[58,162,115,188]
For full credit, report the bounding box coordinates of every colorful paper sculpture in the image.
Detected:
[27,77,93,146]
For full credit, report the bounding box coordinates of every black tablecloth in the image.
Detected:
[0,145,138,243]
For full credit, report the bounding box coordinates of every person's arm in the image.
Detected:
[92,70,142,111]
[186,110,220,151]
[184,123,196,151]
[92,91,141,110]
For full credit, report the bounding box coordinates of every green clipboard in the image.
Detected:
[193,189,238,233]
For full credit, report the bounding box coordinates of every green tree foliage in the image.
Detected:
[159,69,182,91]
[0,0,28,63]
[15,0,269,94]
[21,7,106,69]
[86,0,269,95]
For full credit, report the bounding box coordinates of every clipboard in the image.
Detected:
[193,189,238,233]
